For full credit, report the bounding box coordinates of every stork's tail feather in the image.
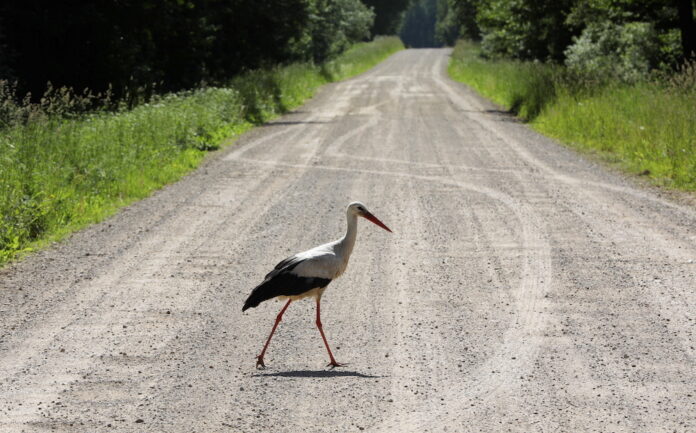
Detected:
[242,279,277,311]
[242,296,260,312]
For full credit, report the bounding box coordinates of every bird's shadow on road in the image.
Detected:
[252,369,382,379]
[260,120,331,127]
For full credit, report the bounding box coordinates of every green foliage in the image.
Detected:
[448,40,696,190]
[0,86,244,263]
[476,0,575,61]
[0,0,381,102]
[565,0,694,66]
[435,0,480,46]
[536,83,696,189]
[566,0,681,28]
[0,37,403,265]
[298,0,376,63]
[437,0,694,68]
[363,0,411,35]
[323,37,405,78]
[434,0,459,46]
[448,41,561,119]
[1,1,312,98]
[564,21,673,82]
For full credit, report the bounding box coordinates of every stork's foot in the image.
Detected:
[256,356,266,369]
[327,360,345,368]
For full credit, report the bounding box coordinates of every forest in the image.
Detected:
[401,0,694,75]
[2,0,693,101]
[0,0,409,101]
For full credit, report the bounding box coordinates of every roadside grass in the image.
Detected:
[448,42,561,120]
[0,36,404,265]
[448,40,696,190]
[323,38,406,79]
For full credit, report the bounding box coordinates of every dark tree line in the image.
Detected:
[0,0,405,101]
[363,0,412,34]
[0,1,303,98]
[397,0,694,74]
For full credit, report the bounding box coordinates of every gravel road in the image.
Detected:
[1,49,695,433]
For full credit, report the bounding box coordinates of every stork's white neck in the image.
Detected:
[337,210,358,260]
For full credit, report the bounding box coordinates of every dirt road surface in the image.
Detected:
[1,49,695,432]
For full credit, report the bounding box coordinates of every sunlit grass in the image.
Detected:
[0,36,404,264]
[535,84,696,188]
[324,37,405,79]
[448,40,696,191]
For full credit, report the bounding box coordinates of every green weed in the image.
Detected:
[0,37,404,265]
[448,40,696,191]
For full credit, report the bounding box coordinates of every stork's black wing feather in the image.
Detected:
[242,256,331,311]
[264,254,303,279]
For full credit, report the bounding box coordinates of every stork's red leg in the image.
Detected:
[256,299,292,368]
[315,298,343,367]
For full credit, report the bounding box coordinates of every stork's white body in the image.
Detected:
[282,211,357,284]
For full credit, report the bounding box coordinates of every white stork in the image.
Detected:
[242,201,392,368]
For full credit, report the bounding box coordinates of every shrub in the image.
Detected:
[564,21,673,83]
[291,0,376,63]
[669,59,696,92]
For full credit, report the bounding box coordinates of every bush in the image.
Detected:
[476,0,574,62]
[564,21,677,83]
[291,0,376,63]
[669,60,696,92]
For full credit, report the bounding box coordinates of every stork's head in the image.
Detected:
[347,202,392,233]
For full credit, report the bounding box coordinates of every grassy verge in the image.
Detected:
[448,40,696,190]
[0,36,404,265]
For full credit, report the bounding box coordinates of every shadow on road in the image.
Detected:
[253,369,382,379]
[261,120,331,127]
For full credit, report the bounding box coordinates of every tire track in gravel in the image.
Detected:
[434,70,696,361]
[0,69,371,430]
[1,49,694,433]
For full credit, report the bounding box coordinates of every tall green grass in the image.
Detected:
[0,36,404,265]
[323,38,406,79]
[536,83,696,187]
[448,42,562,120]
[448,41,696,190]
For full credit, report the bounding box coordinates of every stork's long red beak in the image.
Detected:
[363,212,392,233]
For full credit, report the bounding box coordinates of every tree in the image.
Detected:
[0,0,312,99]
[301,0,375,62]
[566,0,691,66]
[434,0,694,68]
[437,0,480,43]
[363,0,411,35]
[477,0,576,61]
[565,21,663,82]
[205,0,311,75]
